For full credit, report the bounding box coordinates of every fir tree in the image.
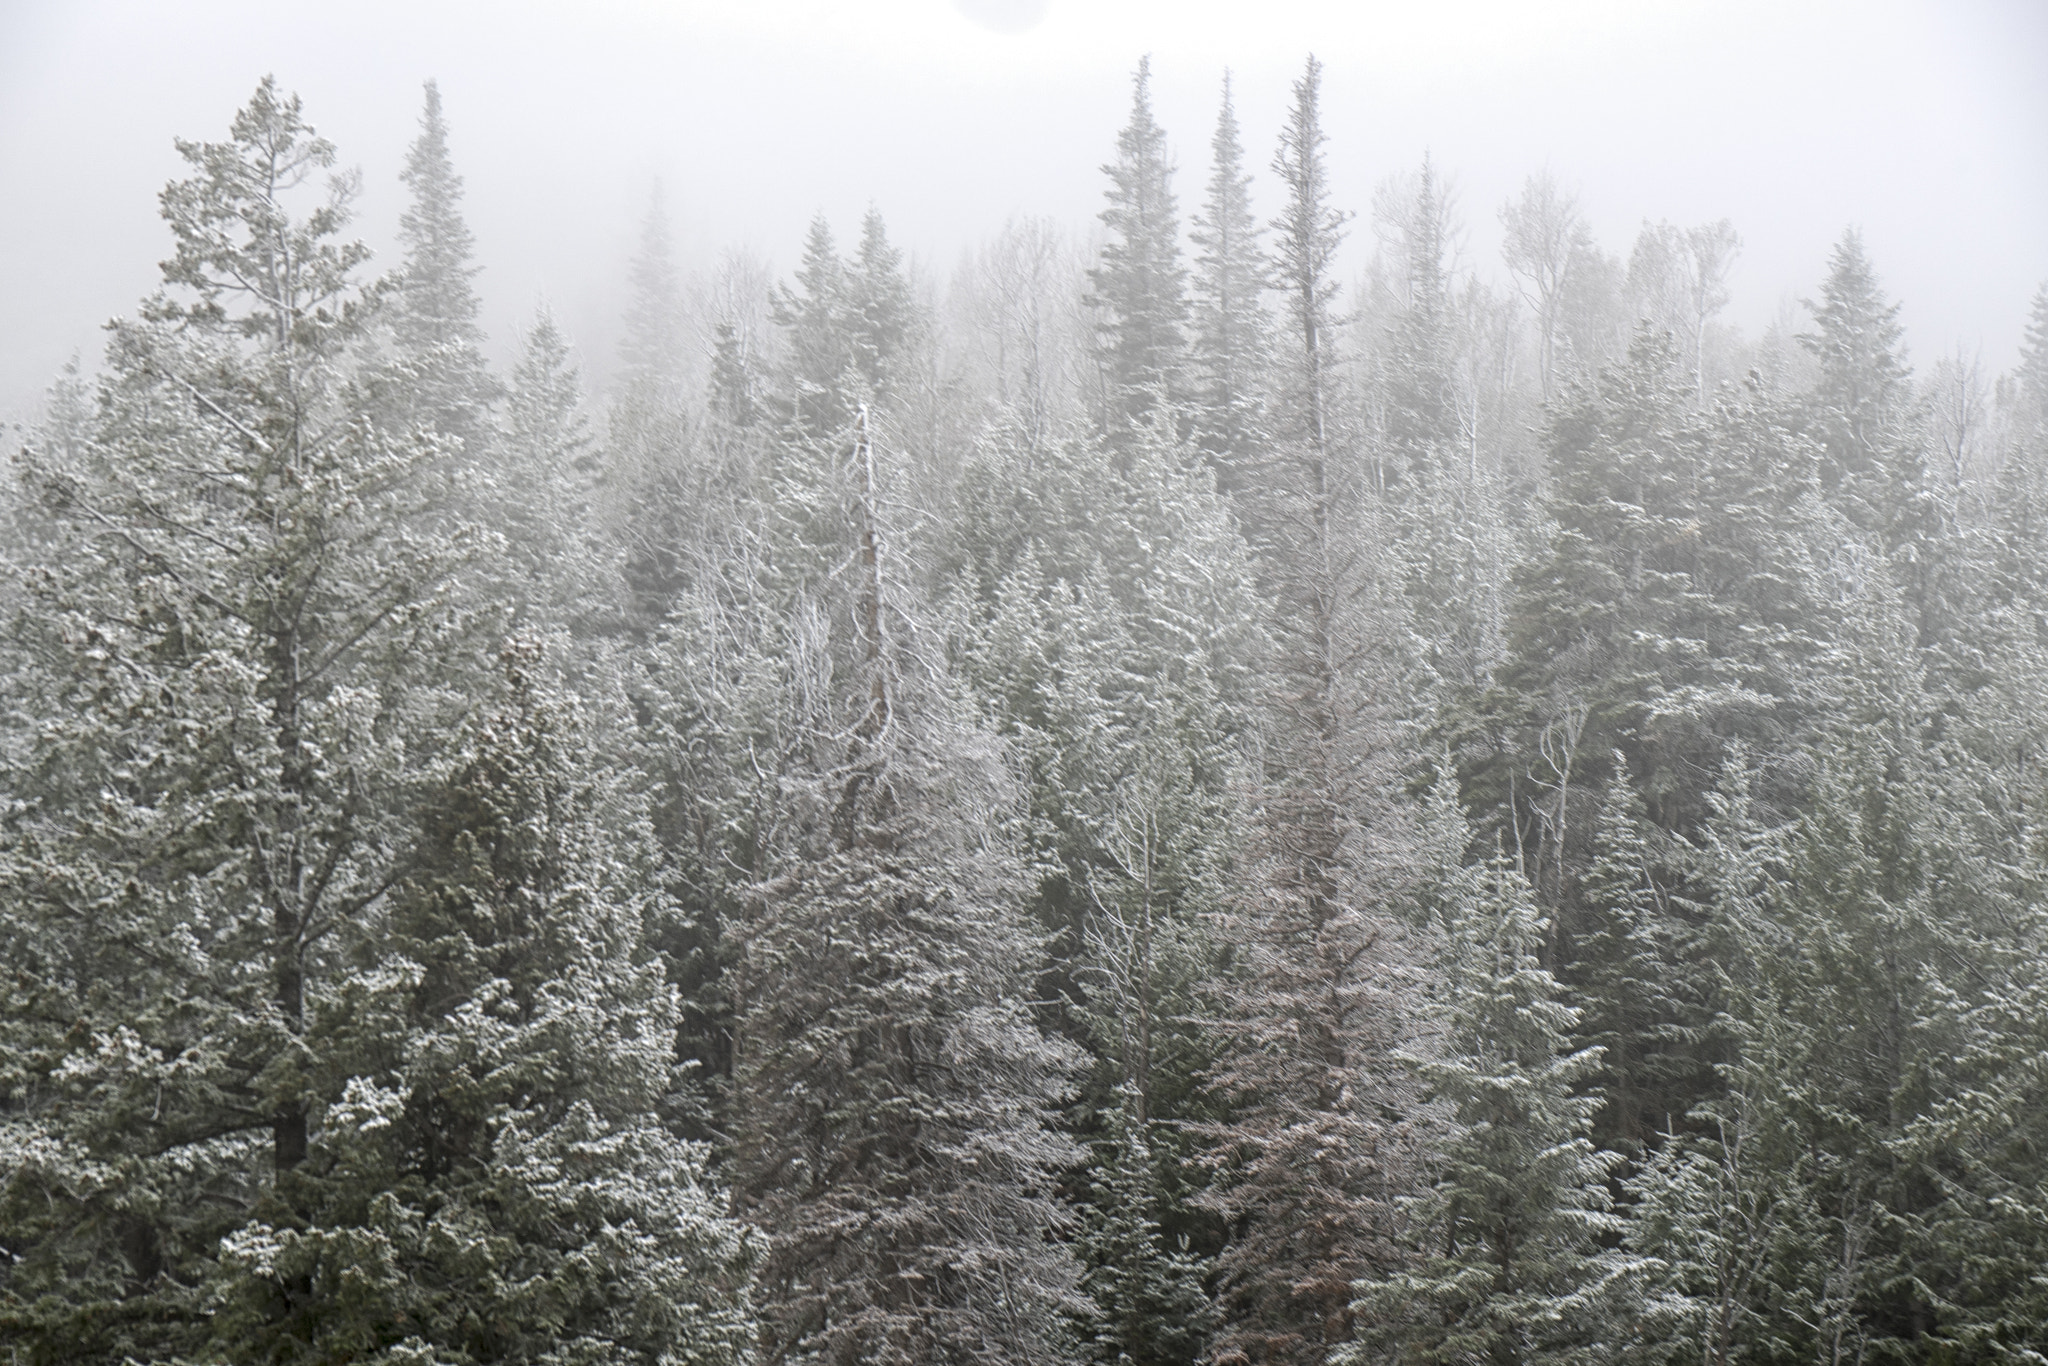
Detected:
[610,186,701,632]
[1197,63,1423,1366]
[1353,840,1635,1365]
[1088,56,1189,438]
[495,304,616,634]
[393,78,497,444]
[947,410,1265,1366]
[1074,1101,1215,1366]
[1567,759,1706,1152]
[1801,229,1912,495]
[849,206,919,402]
[1265,54,1348,502]
[1188,70,1271,482]
[1380,155,1460,489]
[723,408,1084,1366]
[2017,281,2048,430]
[610,183,691,477]
[205,643,758,1364]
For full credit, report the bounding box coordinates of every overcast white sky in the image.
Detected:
[2,0,2044,422]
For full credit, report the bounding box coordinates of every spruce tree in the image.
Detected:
[946,410,1265,1366]
[1801,229,1912,496]
[495,304,615,634]
[2017,281,2048,430]
[1380,155,1459,489]
[1197,60,1423,1366]
[1265,54,1348,505]
[1187,71,1271,483]
[721,408,1083,1366]
[1074,1102,1215,1366]
[610,186,702,632]
[1353,837,1635,1364]
[393,78,497,444]
[207,644,758,1364]
[610,184,691,480]
[1088,57,1189,438]
[849,207,919,403]
[1567,760,1706,1152]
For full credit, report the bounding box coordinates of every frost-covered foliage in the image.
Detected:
[8,58,2048,1366]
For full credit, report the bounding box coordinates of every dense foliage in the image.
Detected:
[5,64,2047,1366]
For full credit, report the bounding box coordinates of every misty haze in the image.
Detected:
[2,3,2047,1364]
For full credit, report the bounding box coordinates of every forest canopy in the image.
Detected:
[4,61,2048,1366]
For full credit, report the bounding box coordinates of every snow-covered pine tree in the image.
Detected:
[205,641,757,1364]
[606,186,695,629]
[1377,155,1460,493]
[1802,229,1913,501]
[773,215,859,438]
[492,304,620,637]
[2016,281,2048,435]
[0,78,493,1364]
[1088,57,1190,440]
[944,405,1266,1366]
[849,207,921,405]
[392,78,498,447]
[1352,836,1636,1364]
[1074,1097,1215,1366]
[1196,59,1424,1366]
[1188,71,1271,486]
[1802,234,1965,660]
[722,404,1084,1366]
[1566,759,1707,1152]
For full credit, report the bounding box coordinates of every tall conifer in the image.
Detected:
[394,78,497,442]
[1188,71,1270,481]
[1088,57,1189,438]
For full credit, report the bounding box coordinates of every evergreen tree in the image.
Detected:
[1353,835,1635,1365]
[774,214,856,436]
[769,211,921,436]
[205,644,757,1364]
[1379,155,1460,490]
[722,408,1084,1366]
[0,78,488,1364]
[1074,1101,1215,1366]
[495,304,616,634]
[609,187,702,632]
[1567,759,1705,1152]
[1264,54,1348,506]
[393,78,497,444]
[849,206,920,403]
[1187,71,1271,482]
[1197,61,1423,1366]
[610,184,691,480]
[1801,229,1912,497]
[1088,57,1189,438]
[2017,281,2048,431]
[947,410,1265,1366]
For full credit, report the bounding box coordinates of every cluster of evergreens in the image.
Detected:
[4,61,2048,1366]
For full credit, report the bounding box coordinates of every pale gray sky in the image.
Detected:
[3,0,2044,422]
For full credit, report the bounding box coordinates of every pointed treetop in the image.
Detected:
[2018,280,2048,420]
[617,182,687,393]
[397,77,484,353]
[1188,67,1271,465]
[1802,227,1910,409]
[1269,54,1349,323]
[1088,55,1189,434]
